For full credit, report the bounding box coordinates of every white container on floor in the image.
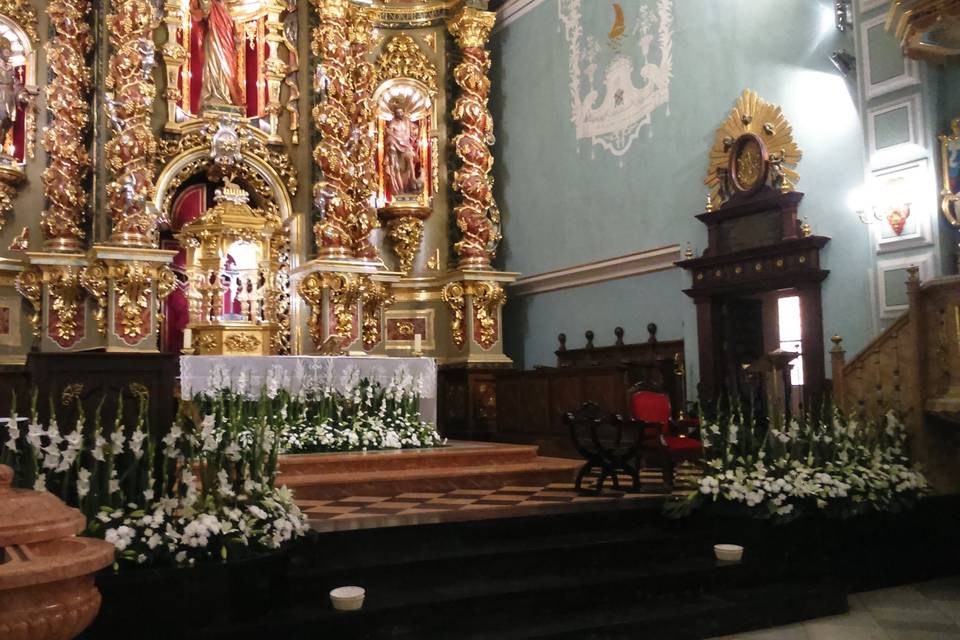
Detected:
[714,544,744,562]
[330,586,366,611]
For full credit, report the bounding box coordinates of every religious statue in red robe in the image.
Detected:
[192,0,244,108]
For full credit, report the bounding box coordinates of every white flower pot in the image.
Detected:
[713,544,743,562]
[330,586,366,611]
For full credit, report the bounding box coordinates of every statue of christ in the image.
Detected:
[384,107,422,196]
[193,0,244,108]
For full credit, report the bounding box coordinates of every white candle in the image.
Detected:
[413,333,422,354]
[183,328,192,350]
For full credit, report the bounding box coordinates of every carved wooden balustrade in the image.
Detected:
[831,267,960,490]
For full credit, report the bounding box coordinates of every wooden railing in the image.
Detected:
[831,267,960,490]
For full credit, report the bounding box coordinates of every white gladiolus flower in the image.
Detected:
[129,430,147,459]
[92,434,108,462]
[77,468,91,499]
[26,421,43,448]
[4,417,18,452]
[110,430,125,454]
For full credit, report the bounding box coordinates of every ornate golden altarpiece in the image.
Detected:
[0,0,514,368]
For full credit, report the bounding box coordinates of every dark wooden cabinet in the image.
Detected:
[678,189,830,409]
[25,352,179,443]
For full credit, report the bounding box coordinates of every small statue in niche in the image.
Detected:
[384,106,422,196]
[0,40,23,159]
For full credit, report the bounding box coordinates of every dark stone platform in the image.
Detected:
[80,494,960,639]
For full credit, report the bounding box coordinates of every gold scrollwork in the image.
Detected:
[115,262,153,340]
[386,216,424,274]
[470,281,505,349]
[297,272,324,348]
[0,0,39,44]
[360,276,394,350]
[297,271,361,348]
[195,333,217,354]
[441,281,466,349]
[42,0,93,252]
[14,265,41,339]
[396,320,414,337]
[79,260,109,336]
[48,266,85,345]
[329,272,360,343]
[376,34,438,89]
[225,333,261,352]
[61,382,84,406]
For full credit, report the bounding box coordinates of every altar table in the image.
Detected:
[180,356,438,422]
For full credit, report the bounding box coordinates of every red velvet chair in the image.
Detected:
[629,386,701,487]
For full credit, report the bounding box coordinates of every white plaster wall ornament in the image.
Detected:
[558,0,672,161]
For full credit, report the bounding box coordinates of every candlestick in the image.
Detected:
[182,328,192,353]
[413,333,422,356]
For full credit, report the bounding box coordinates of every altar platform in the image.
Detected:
[278,440,699,532]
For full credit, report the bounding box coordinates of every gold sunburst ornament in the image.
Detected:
[704,89,802,210]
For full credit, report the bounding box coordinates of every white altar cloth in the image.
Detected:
[180,356,437,421]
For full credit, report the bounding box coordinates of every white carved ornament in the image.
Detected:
[559,0,672,158]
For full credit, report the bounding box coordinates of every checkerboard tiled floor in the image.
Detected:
[297,466,700,527]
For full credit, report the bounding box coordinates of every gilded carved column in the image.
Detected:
[311,0,380,261]
[42,0,93,252]
[347,9,380,262]
[311,0,356,259]
[160,0,187,131]
[448,7,500,270]
[105,0,159,247]
[264,1,290,145]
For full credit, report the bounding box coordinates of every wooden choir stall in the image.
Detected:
[439,324,687,459]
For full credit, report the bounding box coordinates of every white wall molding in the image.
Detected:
[510,245,681,297]
[495,0,547,30]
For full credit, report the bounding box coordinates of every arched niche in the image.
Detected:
[154,148,295,224]
[0,10,37,163]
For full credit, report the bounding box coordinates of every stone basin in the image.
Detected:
[0,464,116,640]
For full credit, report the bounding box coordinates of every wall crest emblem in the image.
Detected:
[559,0,672,159]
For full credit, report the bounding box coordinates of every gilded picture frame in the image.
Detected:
[939,117,960,230]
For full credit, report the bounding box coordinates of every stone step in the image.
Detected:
[280,458,581,500]
[277,440,582,500]
[277,441,543,476]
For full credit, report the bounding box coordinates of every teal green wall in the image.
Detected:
[492,0,875,391]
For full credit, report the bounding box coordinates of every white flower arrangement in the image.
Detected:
[1,388,309,569]
[194,370,444,455]
[666,406,929,523]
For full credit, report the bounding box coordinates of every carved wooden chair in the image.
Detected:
[562,402,641,495]
[628,382,701,487]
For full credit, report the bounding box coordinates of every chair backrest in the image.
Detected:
[630,390,671,433]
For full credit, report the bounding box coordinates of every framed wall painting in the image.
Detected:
[868,159,935,253]
[938,117,960,230]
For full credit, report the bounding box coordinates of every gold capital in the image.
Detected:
[448,7,496,49]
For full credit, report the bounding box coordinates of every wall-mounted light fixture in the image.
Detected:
[830,49,856,77]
